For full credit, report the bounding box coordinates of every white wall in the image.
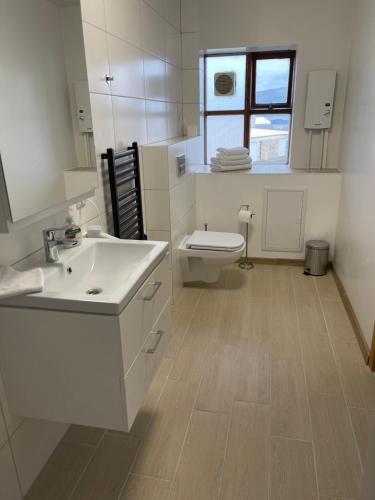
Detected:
[195,169,342,260]
[181,0,355,169]
[0,0,184,496]
[335,0,375,348]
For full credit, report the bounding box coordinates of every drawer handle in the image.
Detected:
[143,330,164,354]
[142,281,162,301]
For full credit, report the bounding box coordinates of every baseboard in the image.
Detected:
[331,266,371,366]
[240,257,305,266]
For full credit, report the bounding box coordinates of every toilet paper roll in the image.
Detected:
[238,208,253,223]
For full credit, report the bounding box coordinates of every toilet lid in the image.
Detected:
[186,231,244,251]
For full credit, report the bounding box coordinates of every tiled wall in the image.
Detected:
[181,0,202,135]
[0,0,184,496]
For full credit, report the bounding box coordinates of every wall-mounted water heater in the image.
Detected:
[305,70,336,130]
[305,70,337,169]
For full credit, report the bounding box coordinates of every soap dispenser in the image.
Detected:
[63,214,82,248]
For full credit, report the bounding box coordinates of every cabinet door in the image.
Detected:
[262,188,307,252]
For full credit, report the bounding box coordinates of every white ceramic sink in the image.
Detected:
[1,238,169,315]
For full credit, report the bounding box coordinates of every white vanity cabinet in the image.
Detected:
[0,252,171,432]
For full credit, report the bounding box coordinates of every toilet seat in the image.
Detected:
[185,231,244,252]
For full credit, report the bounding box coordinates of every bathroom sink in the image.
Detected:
[0,238,169,315]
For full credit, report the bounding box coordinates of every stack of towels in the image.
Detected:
[210,147,252,172]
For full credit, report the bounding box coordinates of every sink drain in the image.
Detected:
[86,288,103,295]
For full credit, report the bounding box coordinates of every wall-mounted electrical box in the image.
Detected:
[304,70,336,130]
[74,81,93,133]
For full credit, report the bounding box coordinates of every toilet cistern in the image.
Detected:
[238,205,255,270]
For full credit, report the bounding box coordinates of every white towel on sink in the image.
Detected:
[0,266,44,299]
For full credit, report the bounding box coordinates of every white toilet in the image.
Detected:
[178,230,246,283]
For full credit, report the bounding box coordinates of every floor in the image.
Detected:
[25,264,375,500]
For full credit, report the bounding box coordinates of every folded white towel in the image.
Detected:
[211,157,252,166]
[210,162,252,172]
[217,153,249,161]
[0,266,44,299]
[217,147,249,156]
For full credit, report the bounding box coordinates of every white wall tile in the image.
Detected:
[112,96,147,148]
[82,22,110,94]
[170,173,195,228]
[104,0,141,47]
[108,35,145,98]
[141,2,166,60]
[164,0,181,31]
[142,147,169,189]
[166,64,182,102]
[166,23,181,67]
[182,102,201,134]
[167,140,187,188]
[0,444,22,500]
[144,54,166,100]
[182,69,199,103]
[11,419,68,495]
[144,0,164,17]
[181,0,199,32]
[81,0,106,29]
[0,409,7,450]
[186,136,204,165]
[167,102,183,139]
[144,190,171,230]
[182,32,200,69]
[146,100,168,143]
[90,93,115,157]
[147,230,171,242]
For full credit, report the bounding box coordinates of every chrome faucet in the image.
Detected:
[42,228,65,263]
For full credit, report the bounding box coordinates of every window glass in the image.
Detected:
[249,114,290,163]
[255,58,290,105]
[206,55,246,111]
[206,115,244,160]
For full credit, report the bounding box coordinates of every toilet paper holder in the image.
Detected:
[238,205,255,270]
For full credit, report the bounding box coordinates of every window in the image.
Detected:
[204,50,296,164]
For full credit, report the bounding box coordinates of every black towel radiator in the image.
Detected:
[101,142,146,240]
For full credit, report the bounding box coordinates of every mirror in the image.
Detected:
[0,0,98,224]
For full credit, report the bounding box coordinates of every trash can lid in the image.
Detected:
[306,240,329,250]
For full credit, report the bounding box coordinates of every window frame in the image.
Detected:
[204,50,296,164]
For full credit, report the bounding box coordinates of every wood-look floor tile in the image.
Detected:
[272,266,292,282]
[195,342,239,414]
[270,309,301,362]
[309,391,362,498]
[334,341,375,409]
[315,272,341,301]
[236,342,271,405]
[165,310,192,359]
[248,269,272,299]
[25,441,94,500]
[291,267,316,295]
[70,434,139,500]
[350,407,375,466]
[322,301,356,343]
[168,331,209,381]
[169,410,229,500]
[271,358,311,440]
[214,301,251,345]
[270,437,318,500]
[272,281,296,313]
[224,268,251,303]
[119,474,170,500]
[300,332,342,395]
[220,402,269,500]
[132,379,198,479]
[63,425,104,446]
[247,298,272,352]
[174,287,202,311]
[295,293,327,336]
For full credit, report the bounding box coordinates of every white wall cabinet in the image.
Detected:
[0,253,171,432]
[262,187,307,252]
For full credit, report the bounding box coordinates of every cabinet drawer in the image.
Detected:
[121,299,171,430]
[120,251,171,372]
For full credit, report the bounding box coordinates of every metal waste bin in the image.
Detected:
[304,240,329,276]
